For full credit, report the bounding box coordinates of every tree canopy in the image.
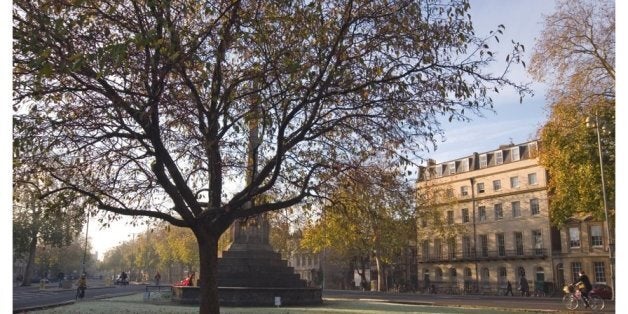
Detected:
[529,0,615,226]
[301,165,416,291]
[14,0,527,310]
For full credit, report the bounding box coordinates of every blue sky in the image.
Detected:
[425,0,557,164]
[5,1,623,260]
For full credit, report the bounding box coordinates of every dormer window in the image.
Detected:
[448,162,456,175]
[460,159,469,172]
[511,147,520,161]
[434,165,442,177]
[495,151,503,165]
[528,142,538,158]
[479,154,487,168]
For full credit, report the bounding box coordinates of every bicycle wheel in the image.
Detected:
[589,295,605,311]
[562,294,579,310]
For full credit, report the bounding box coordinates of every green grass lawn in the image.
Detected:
[30,293,543,314]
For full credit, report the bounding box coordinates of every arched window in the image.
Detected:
[435,268,443,283]
[498,267,507,287]
[463,267,473,292]
[449,267,457,284]
[518,266,526,277]
[464,267,472,279]
[481,268,490,288]
[535,267,545,291]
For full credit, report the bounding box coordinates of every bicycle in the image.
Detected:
[562,284,604,311]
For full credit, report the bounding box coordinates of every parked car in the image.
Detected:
[590,284,613,300]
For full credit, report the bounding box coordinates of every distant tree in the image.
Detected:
[529,0,614,102]
[415,180,466,240]
[14,1,528,310]
[301,165,415,291]
[529,0,615,226]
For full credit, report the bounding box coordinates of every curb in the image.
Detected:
[13,300,76,314]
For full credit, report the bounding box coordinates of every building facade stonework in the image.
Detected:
[416,140,611,295]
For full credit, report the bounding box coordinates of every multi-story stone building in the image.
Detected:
[415,140,612,295]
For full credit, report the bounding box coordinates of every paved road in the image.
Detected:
[13,279,147,312]
[13,284,615,313]
[322,289,615,313]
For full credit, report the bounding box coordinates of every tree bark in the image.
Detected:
[195,227,220,314]
[21,230,38,286]
[375,255,382,292]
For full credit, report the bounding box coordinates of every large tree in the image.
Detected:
[529,0,615,226]
[13,1,527,311]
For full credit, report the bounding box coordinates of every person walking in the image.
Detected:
[58,272,65,288]
[76,273,87,300]
[505,280,514,296]
[519,275,529,297]
[154,272,161,286]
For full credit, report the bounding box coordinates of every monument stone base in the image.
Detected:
[171,286,322,306]
[171,248,322,306]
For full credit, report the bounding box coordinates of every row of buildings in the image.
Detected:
[287,139,613,295]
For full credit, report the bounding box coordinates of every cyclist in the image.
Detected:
[574,271,593,307]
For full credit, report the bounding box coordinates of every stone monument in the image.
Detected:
[172,110,322,306]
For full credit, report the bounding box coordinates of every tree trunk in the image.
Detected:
[195,227,220,314]
[375,255,382,292]
[21,229,39,286]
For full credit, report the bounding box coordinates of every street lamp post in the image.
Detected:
[586,111,614,300]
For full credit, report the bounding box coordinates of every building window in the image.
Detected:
[528,142,538,157]
[515,232,524,255]
[462,236,472,258]
[571,262,582,283]
[493,179,501,191]
[434,165,442,178]
[498,267,507,287]
[421,218,427,228]
[512,201,521,218]
[447,210,454,225]
[462,208,470,223]
[594,262,606,283]
[478,206,487,222]
[532,230,543,255]
[479,234,488,257]
[495,151,503,165]
[479,154,487,168]
[511,147,520,161]
[422,240,430,260]
[510,176,519,188]
[591,225,603,247]
[447,238,456,260]
[528,173,537,185]
[496,233,505,257]
[448,162,456,175]
[530,198,540,215]
[569,227,581,248]
[460,186,469,196]
[461,159,469,172]
[434,239,442,260]
[477,182,485,193]
[481,268,490,287]
[449,268,457,283]
[446,188,454,198]
[435,268,443,282]
[494,203,503,220]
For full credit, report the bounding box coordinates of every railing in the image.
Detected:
[419,281,556,296]
[419,248,547,263]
